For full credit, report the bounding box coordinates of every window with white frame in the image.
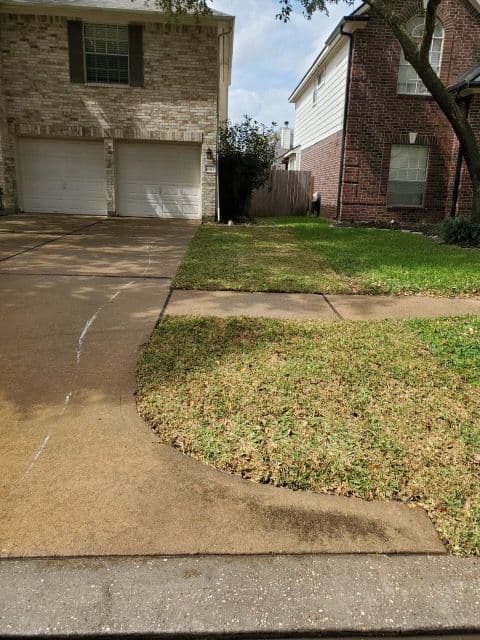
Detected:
[397,16,444,95]
[84,24,129,85]
[387,145,429,207]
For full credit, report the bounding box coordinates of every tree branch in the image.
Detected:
[420,0,442,60]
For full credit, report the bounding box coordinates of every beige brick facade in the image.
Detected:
[0,8,231,219]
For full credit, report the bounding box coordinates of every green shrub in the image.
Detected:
[442,218,480,247]
[219,117,276,222]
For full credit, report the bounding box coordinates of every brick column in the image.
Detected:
[0,74,17,214]
[201,132,217,221]
[104,137,117,216]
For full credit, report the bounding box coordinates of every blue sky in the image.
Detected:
[213,0,360,126]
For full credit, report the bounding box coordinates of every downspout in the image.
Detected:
[336,26,354,221]
[450,96,472,218]
[216,27,233,223]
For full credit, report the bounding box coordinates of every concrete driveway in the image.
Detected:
[0,215,444,557]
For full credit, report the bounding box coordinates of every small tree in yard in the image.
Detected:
[149,0,480,222]
[219,117,276,222]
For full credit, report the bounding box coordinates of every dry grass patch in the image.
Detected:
[137,316,480,555]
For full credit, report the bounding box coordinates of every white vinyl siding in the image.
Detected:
[117,142,201,219]
[17,138,107,215]
[387,145,429,207]
[294,40,350,150]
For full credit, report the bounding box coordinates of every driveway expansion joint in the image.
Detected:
[0,271,174,280]
[0,219,103,264]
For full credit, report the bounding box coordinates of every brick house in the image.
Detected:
[289,0,480,225]
[0,0,234,220]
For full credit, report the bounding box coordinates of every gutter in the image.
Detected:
[336,24,355,221]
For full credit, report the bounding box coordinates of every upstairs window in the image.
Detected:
[397,16,444,95]
[387,145,429,207]
[84,24,129,85]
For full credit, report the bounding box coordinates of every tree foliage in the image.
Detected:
[218,116,276,221]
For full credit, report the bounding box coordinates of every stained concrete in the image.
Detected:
[0,216,198,278]
[1,555,480,638]
[0,215,445,557]
[168,289,480,321]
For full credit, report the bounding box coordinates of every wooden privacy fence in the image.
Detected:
[248,170,313,218]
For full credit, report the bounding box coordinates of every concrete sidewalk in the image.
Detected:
[167,290,480,321]
[1,555,480,638]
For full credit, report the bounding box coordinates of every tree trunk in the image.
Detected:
[419,68,480,223]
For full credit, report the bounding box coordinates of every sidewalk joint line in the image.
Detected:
[323,294,344,320]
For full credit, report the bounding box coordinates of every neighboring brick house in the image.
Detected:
[289,0,480,225]
[0,0,234,220]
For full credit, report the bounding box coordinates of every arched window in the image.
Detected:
[397,16,444,95]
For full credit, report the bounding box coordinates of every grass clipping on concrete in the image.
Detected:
[137,315,480,556]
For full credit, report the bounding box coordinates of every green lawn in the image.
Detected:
[137,315,480,556]
[173,217,480,295]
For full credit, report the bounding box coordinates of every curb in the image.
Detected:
[1,554,480,638]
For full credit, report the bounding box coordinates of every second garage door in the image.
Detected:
[117,142,201,219]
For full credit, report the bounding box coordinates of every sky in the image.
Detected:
[213,0,361,127]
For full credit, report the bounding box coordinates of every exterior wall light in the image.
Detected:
[206,147,214,161]
[409,132,418,144]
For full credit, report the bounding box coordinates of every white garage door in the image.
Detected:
[117,142,201,219]
[17,139,107,216]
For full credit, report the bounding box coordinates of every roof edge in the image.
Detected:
[0,0,235,21]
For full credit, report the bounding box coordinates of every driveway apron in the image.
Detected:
[0,216,444,557]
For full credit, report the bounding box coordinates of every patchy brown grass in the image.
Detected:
[137,316,480,556]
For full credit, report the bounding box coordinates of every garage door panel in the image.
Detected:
[162,187,181,196]
[117,142,201,219]
[182,187,200,197]
[18,139,107,216]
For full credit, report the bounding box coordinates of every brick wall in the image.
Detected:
[0,69,9,213]
[340,0,480,225]
[300,131,343,219]
[0,12,220,219]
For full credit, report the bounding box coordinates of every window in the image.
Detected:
[313,70,325,106]
[84,24,129,85]
[397,16,444,95]
[387,145,429,207]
